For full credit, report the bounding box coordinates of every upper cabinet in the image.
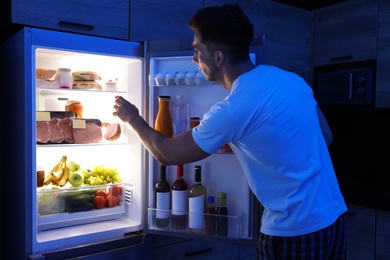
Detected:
[2,0,129,40]
[130,0,202,42]
[376,0,390,107]
[313,0,378,66]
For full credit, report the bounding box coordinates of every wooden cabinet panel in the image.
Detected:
[346,204,376,260]
[376,0,390,107]
[130,0,202,41]
[10,0,129,40]
[313,0,378,66]
[376,209,390,259]
[151,235,240,259]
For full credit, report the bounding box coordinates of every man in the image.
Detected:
[113,4,347,259]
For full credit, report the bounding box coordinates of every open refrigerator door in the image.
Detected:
[143,39,265,243]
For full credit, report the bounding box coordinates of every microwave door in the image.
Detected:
[317,72,353,103]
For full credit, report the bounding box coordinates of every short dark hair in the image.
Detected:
[189,4,254,64]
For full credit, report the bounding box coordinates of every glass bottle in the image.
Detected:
[188,165,207,234]
[171,164,188,230]
[172,95,189,136]
[56,68,73,89]
[155,165,170,228]
[190,117,200,128]
[217,192,228,236]
[155,96,173,138]
[205,196,217,236]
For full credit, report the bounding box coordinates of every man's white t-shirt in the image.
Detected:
[192,65,347,236]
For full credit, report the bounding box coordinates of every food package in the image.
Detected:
[72,118,102,144]
[72,71,103,90]
[36,111,76,144]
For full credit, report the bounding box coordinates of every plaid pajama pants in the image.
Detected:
[257,213,346,259]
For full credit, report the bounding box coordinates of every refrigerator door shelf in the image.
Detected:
[37,183,133,231]
[147,208,245,239]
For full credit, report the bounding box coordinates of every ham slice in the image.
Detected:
[49,118,64,143]
[36,121,51,143]
[73,121,102,144]
[60,117,73,143]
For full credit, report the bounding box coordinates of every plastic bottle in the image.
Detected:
[172,95,189,136]
[205,196,217,236]
[188,165,207,234]
[155,165,170,228]
[172,165,188,230]
[217,192,228,236]
[155,96,173,137]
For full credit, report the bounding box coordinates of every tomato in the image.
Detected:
[95,190,108,199]
[106,195,119,207]
[108,185,123,197]
[93,195,107,209]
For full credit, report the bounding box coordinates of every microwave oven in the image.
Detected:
[314,67,375,105]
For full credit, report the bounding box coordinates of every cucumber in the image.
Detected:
[67,203,94,213]
[66,194,92,206]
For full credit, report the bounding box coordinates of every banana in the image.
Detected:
[50,156,67,181]
[57,161,70,187]
[43,174,53,186]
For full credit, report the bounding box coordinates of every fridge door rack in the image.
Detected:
[147,208,244,239]
[37,183,132,231]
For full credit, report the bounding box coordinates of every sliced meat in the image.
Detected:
[60,117,74,143]
[36,121,51,143]
[49,118,64,143]
[73,122,102,144]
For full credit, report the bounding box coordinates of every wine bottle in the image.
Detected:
[172,95,189,136]
[188,165,207,234]
[155,165,170,228]
[205,196,217,236]
[155,96,173,138]
[172,164,188,230]
[217,192,228,236]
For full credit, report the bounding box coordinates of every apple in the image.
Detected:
[68,171,84,186]
[68,161,81,172]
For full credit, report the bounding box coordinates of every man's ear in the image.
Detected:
[215,51,224,67]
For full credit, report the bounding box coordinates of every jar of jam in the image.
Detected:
[56,68,73,89]
[65,100,83,118]
[190,117,200,128]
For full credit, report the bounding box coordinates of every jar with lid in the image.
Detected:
[65,100,83,118]
[56,68,73,89]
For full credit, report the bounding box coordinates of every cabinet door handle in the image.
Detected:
[329,55,353,61]
[185,247,212,256]
[59,21,94,31]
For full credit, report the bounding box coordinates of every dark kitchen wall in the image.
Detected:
[323,107,390,211]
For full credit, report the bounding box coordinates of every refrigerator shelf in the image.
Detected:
[36,87,127,95]
[147,208,244,239]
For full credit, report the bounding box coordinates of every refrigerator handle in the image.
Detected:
[28,232,146,260]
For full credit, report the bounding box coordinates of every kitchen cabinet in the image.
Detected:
[151,234,256,259]
[376,0,390,107]
[130,0,202,41]
[346,204,390,260]
[1,0,129,40]
[313,0,378,66]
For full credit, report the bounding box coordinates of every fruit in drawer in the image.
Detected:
[68,171,84,187]
[93,195,107,209]
[68,160,81,172]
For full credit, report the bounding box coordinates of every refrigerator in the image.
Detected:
[0,27,265,259]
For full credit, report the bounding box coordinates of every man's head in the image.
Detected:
[189,4,254,65]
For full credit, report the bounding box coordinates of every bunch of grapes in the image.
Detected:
[83,165,122,186]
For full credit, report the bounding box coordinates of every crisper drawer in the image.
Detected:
[147,208,244,239]
[37,183,132,231]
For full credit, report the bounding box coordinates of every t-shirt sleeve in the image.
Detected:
[192,101,238,154]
